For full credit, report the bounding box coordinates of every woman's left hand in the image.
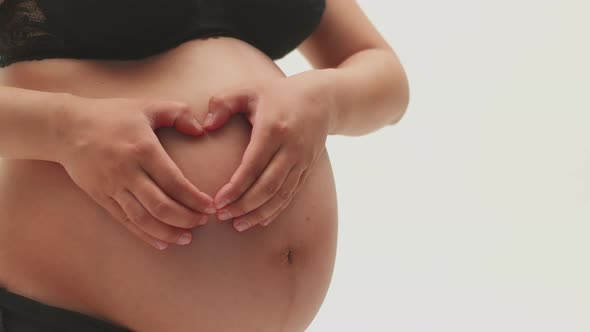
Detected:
[202,74,333,232]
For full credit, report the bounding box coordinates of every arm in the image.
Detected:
[297,0,410,136]
[191,1,410,227]
[0,86,71,162]
[0,84,215,249]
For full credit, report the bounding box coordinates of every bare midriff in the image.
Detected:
[0,37,338,332]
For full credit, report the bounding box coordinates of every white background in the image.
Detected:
[276,1,590,331]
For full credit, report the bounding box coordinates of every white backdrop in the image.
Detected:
[276,1,590,331]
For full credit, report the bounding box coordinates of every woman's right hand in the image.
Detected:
[56,95,215,250]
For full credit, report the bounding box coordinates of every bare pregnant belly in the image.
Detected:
[0,37,338,332]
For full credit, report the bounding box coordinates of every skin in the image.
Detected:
[205,0,410,231]
[0,37,338,332]
[0,0,408,331]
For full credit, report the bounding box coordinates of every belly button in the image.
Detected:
[280,247,295,265]
[281,245,305,265]
[275,241,306,268]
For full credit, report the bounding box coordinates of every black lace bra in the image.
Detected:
[0,0,326,67]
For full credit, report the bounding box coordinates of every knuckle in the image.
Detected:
[151,200,172,219]
[131,140,156,159]
[97,142,119,162]
[278,188,291,201]
[178,105,192,117]
[129,206,149,223]
[138,98,156,112]
[270,121,291,137]
[263,180,280,196]
[115,192,132,210]
[134,214,151,227]
[121,215,132,225]
[299,169,309,184]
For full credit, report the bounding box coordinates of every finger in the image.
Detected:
[214,126,281,211]
[204,87,258,131]
[260,169,308,228]
[260,194,295,228]
[232,167,303,232]
[202,98,233,131]
[131,172,209,228]
[216,149,294,221]
[100,195,170,250]
[139,138,215,214]
[113,189,195,246]
[144,100,204,136]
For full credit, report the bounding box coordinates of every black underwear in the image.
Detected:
[0,0,326,67]
[0,287,131,332]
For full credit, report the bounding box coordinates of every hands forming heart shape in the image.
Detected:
[203,75,332,234]
[60,74,331,251]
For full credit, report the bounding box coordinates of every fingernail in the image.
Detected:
[261,219,271,227]
[234,218,251,232]
[198,214,209,225]
[177,233,192,245]
[192,118,203,132]
[204,112,214,127]
[217,209,232,221]
[205,206,216,214]
[155,240,168,250]
[216,198,231,209]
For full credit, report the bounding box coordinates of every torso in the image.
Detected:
[0,37,338,332]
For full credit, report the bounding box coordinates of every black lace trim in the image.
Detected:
[0,0,76,67]
[0,0,327,67]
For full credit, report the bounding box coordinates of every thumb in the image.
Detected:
[204,87,258,131]
[145,100,204,136]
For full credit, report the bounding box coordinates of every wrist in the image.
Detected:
[317,69,340,136]
[51,92,84,164]
[291,68,340,135]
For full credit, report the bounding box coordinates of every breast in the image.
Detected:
[21,0,326,61]
[0,37,337,332]
[35,0,195,56]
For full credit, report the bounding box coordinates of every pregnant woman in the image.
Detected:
[0,0,409,331]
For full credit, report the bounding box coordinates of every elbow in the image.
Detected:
[388,66,410,126]
[389,106,407,125]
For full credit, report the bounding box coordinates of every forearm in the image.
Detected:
[0,86,72,162]
[297,48,410,136]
